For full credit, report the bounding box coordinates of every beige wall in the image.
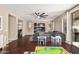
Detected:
[53,17,62,32]
[51,13,67,33]
[0,5,21,48]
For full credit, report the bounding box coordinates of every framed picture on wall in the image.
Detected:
[0,16,3,30]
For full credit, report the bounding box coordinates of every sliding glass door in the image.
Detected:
[72,10,79,47]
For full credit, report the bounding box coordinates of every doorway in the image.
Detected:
[18,29,22,39]
[18,20,23,39]
[8,15,16,43]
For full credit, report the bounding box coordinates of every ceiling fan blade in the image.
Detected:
[41,13,45,15]
[44,15,48,16]
[40,14,48,17]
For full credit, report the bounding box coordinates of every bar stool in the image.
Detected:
[37,36,47,45]
[51,36,56,46]
[55,36,62,46]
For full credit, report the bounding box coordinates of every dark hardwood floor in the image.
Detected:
[0,35,79,54]
[62,42,79,54]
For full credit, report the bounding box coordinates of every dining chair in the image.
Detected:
[37,36,47,45]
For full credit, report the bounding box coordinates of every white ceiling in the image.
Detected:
[4,4,75,21]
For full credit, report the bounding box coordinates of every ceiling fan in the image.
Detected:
[34,12,48,19]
